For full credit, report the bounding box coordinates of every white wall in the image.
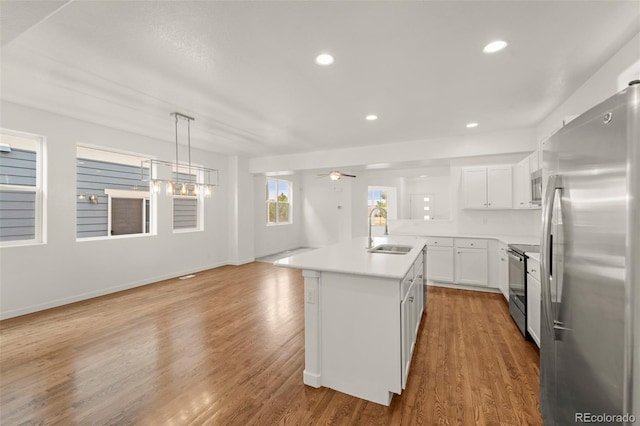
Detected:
[253,173,303,257]
[249,128,537,174]
[300,174,354,248]
[228,156,255,264]
[537,32,640,140]
[0,101,230,319]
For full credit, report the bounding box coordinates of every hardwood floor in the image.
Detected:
[0,263,541,425]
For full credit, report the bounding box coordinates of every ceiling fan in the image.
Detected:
[317,171,357,181]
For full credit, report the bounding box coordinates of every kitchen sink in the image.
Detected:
[368,244,413,254]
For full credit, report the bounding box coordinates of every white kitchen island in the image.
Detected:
[275,236,427,405]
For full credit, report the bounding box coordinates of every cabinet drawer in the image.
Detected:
[454,238,487,249]
[527,258,540,282]
[425,237,453,247]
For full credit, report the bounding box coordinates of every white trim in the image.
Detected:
[76,232,152,243]
[76,143,155,166]
[426,280,501,294]
[0,260,229,320]
[0,128,45,247]
[228,257,256,266]
[266,177,293,225]
[103,188,150,199]
[171,193,203,233]
[106,194,149,237]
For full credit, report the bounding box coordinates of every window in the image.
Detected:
[0,129,45,245]
[173,197,198,230]
[76,146,152,239]
[171,168,202,232]
[367,188,388,226]
[267,178,291,225]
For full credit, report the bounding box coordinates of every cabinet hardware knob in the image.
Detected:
[409,296,414,303]
[470,243,474,246]
[531,269,537,272]
[520,202,524,205]
[457,251,461,254]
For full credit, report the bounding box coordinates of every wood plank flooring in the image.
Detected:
[0,262,541,425]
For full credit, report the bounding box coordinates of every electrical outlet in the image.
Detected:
[306,287,316,304]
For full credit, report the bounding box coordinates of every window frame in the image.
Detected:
[0,128,46,247]
[171,164,205,233]
[266,178,292,226]
[172,195,202,233]
[105,189,150,237]
[76,144,155,242]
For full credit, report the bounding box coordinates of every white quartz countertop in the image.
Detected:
[274,236,427,280]
[389,231,539,246]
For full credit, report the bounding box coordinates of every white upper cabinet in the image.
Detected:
[514,157,532,209]
[462,166,512,209]
[529,150,540,173]
[513,152,542,210]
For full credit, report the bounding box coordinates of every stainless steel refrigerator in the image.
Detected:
[540,80,639,425]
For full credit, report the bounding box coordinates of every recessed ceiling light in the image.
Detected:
[315,53,334,66]
[483,40,508,53]
[466,122,479,128]
[365,115,378,121]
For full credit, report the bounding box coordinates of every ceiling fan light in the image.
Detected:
[329,171,341,180]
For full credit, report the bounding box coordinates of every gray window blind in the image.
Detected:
[173,198,197,229]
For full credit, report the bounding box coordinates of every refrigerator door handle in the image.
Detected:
[541,174,563,339]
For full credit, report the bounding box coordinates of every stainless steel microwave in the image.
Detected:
[531,170,542,205]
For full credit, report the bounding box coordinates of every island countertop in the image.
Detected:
[274,236,427,280]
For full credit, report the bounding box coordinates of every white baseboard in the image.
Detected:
[426,281,502,294]
[303,371,322,388]
[0,261,228,320]
[228,257,255,266]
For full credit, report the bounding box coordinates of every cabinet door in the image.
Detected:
[487,166,513,208]
[400,279,416,389]
[514,158,532,209]
[527,274,541,347]
[455,248,488,286]
[426,246,454,282]
[529,151,540,173]
[462,168,487,209]
[498,243,509,299]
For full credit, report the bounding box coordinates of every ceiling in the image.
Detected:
[1,1,639,157]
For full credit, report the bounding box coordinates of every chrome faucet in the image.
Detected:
[368,206,389,249]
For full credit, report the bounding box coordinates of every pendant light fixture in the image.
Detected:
[142,112,218,196]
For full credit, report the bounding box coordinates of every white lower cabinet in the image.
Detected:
[400,250,425,389]
[454,238,488,286]
[527,257,541,347]
[425,237,488,287]
[454,248,488,286]
[426,246,454,282]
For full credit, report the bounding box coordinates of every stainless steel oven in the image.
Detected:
[508,244,539,338]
